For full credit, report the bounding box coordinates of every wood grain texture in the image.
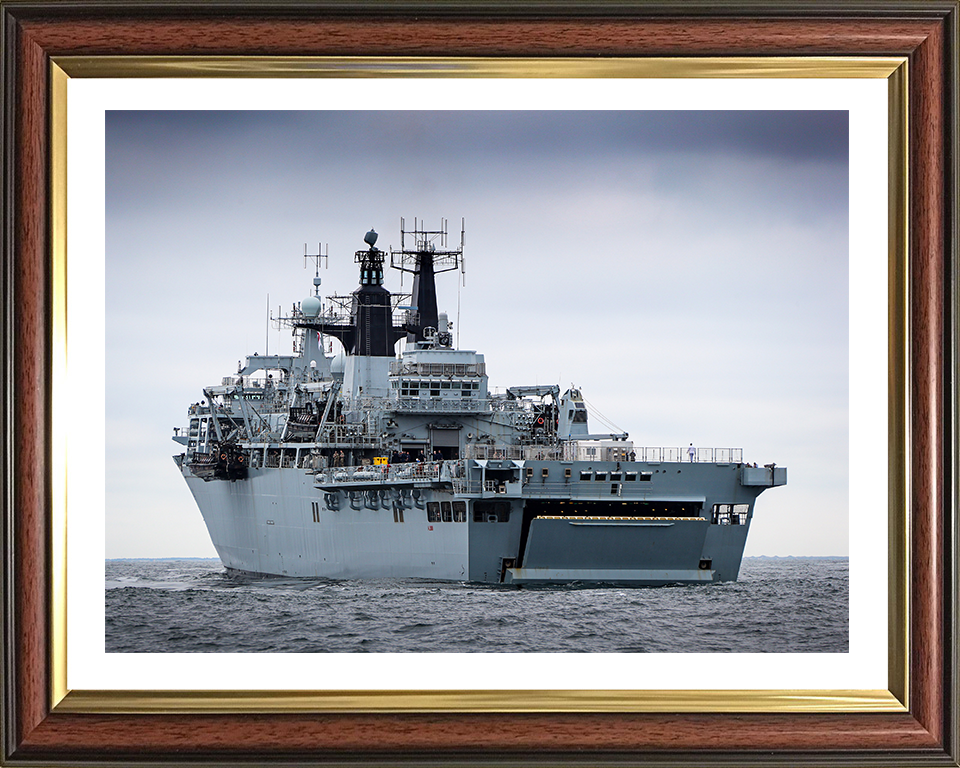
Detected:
[13,712,943,755]
[13,23,49,748]
[908,12,946,749]
[17,16,943,57]
[2,5,956,765]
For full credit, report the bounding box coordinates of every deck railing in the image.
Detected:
[345,395,531,414]
[464,444,562,461]
[315,460,467,486]
[634,447,743,464]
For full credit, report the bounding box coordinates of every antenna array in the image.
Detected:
[304,243,329,295]
[390,217,465,276]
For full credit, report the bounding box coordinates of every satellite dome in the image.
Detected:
[301,296,322,317]
[364,228,378,248]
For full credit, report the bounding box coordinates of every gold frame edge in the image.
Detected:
[52,55,906,79]
[49,54,910,717]
[886,60,910,710]
[55,688,906,715]
[50,61,69,709]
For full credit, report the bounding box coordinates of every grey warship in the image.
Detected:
[173,220,786,585]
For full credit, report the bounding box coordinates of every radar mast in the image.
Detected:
[390,218,464,346]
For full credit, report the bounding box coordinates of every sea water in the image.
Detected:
[105,557,847,653]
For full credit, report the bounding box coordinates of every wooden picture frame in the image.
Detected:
[2,2,957,765]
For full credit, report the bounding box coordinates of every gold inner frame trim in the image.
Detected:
[50,62,69,710]
[56,688,905,715]
[53,55,905,79]
[886,62,910,711]
[48,55,909,715]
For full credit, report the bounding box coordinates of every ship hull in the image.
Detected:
[183,458,780,585]
[184,467,469,581]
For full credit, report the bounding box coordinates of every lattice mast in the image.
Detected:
[390,218,464,345]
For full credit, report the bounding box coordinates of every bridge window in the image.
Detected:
[427,502,441,523]
[580,471,592,481]
[595,472,607,482]
[441,501,452,523]
[452,501,466,522]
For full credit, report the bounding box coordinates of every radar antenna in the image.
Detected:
[390,218,465,346]
[304,243,328,296]
[390,217,464,276]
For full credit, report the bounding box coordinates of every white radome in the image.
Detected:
[301,295,322,317]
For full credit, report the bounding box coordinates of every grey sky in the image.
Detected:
[105,110,848,558]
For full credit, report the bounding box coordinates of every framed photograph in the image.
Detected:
[91,83,865,686]
[2,2,957,765]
